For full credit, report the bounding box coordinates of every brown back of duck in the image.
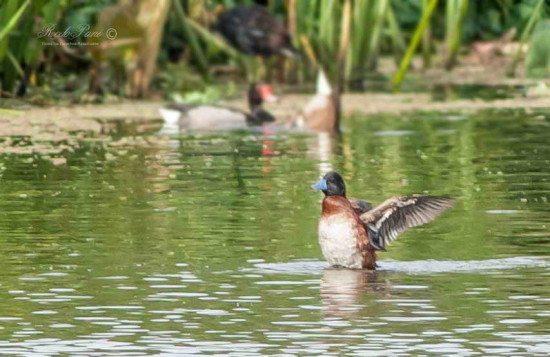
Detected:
[303,93,340,133]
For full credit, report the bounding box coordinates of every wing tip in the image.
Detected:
[419,195,456,216]
[373,195,455,248]
[433,196,456,209]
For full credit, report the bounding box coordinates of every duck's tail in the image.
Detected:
[158,107,181,135]
[316,69,332,96]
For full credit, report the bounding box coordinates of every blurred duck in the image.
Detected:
[158,83,277,134]
[311,172,454,270]
[297,70,340,134]
[214,4,298,58]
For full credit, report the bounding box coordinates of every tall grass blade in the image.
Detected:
[173,0,209,75]
[300,35,319,68]
[421,0,432,68]
[6,50,24,77]
[337,0,352,66]
[366,0,389,69]
[386,3,406,62]
[0,0,31,43]
[443,0,468,70]
[392,0,439,90]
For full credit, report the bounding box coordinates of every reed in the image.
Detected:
[420,0,432,68]
[392,0,439,90]
[443,0,468,70]
[0,0,33,93]
[0,0,30,43]
[173,0,208,74]
[0,0,82,95]
[292,0,407,87]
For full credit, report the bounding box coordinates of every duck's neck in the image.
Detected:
[249,103,263,114]
[248,87,263,113]
[321,195,349,216]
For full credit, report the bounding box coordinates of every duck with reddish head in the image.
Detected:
[159,83,277,134]
[311,172,454,270]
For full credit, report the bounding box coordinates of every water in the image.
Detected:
[1,108,550,356]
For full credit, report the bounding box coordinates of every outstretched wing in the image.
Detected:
[360,196,454,250]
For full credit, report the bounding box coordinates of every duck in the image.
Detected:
[296,70,340,134]
[158,83,277,134]
[214,4,298,58]
[311,171,454,270]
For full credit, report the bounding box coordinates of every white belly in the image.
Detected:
[318,214,363,269]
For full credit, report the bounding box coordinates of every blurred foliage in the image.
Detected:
[0,0,113,98]
[168,83,238,104]
[525,21,550,78]
[0,0,548,99]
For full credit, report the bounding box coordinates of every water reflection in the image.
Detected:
[320,268,389,317]
[315,132,336,175]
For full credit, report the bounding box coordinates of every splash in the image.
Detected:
[247,256,550,275]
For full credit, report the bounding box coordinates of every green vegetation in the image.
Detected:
[392,0,439,90]
[525,20,550,78]
[0,0,548,100]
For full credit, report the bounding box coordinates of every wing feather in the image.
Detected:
[348,197,372,214]
[360,196,454,249]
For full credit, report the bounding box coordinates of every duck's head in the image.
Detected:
[311,171,346,197]
[248,83,277,125]
[248,83,278,107]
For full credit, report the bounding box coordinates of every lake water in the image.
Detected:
[0,108,549,356]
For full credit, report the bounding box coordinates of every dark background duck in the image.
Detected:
[214,4,299,58]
